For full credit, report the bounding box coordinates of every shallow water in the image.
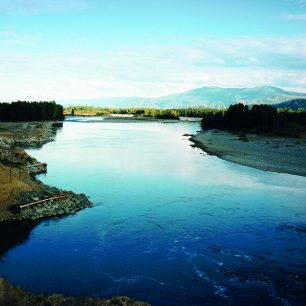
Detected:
[1,117,306,305]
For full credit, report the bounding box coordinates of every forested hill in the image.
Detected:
[0,101,64,122]
[274,99,306,110]
[60,86,306,108]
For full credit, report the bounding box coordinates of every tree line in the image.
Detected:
[65,106,221,119]
[0,101,64,122]
[201,103,306,135]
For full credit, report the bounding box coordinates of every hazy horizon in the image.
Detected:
[58,85,306,102]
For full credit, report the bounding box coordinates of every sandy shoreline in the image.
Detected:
[191,129,306,176]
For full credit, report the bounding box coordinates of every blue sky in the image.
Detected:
[0,0,306,100]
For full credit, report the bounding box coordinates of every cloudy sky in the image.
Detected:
[0,0,306,101]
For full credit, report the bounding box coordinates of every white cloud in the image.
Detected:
[198,36,306,68]
[1,36,306,101]
[0,26,40,45]
[282,13,306,20]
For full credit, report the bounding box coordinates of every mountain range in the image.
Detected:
[59,86,306,109]
[274,99,306,110]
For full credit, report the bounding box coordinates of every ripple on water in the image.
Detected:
[2,119,306,306]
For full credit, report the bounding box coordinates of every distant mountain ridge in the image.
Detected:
[59,86,306,108]
[274,99,306,110]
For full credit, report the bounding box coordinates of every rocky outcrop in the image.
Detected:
[0,278,149,306]
[12,188,92,220]
[0,122,149,305]
[0,121,92,221]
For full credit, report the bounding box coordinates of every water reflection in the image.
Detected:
[0,221,39,256]
[0,118,305,305]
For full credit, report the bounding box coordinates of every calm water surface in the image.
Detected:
[1,117,306,305]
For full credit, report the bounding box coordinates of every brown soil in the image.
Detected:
[0,121,92,221]
[0,163,40,216]
[0,121,147,305]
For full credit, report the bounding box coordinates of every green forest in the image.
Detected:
[65,105,306,135]
[201,104,306,135]
[65,105,221,119]
[0,101,64,122]
[2,102,306,136]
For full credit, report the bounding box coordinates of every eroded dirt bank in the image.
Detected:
[0,121,92,221]
[0,121,149,305]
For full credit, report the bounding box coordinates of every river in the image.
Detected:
[1,117,306,305]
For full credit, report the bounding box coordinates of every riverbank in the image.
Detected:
[66,114,182,123]
[0,121,92,221]
[0,121,148,305]
[0,277,149,305]
[191,129,306,176]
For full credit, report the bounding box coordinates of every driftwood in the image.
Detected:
[19,195,67,209]
[25,163,46,168]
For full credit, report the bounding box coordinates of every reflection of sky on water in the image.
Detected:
[0,117,305,305]
[31,119,306,193]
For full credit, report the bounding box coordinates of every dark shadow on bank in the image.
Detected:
[0,220,40,257]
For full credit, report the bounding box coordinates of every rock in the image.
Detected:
[0,277,150,306]
[1,122,94,221]
[11,187,93,221]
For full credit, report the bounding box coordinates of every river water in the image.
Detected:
[1,117,306,305]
